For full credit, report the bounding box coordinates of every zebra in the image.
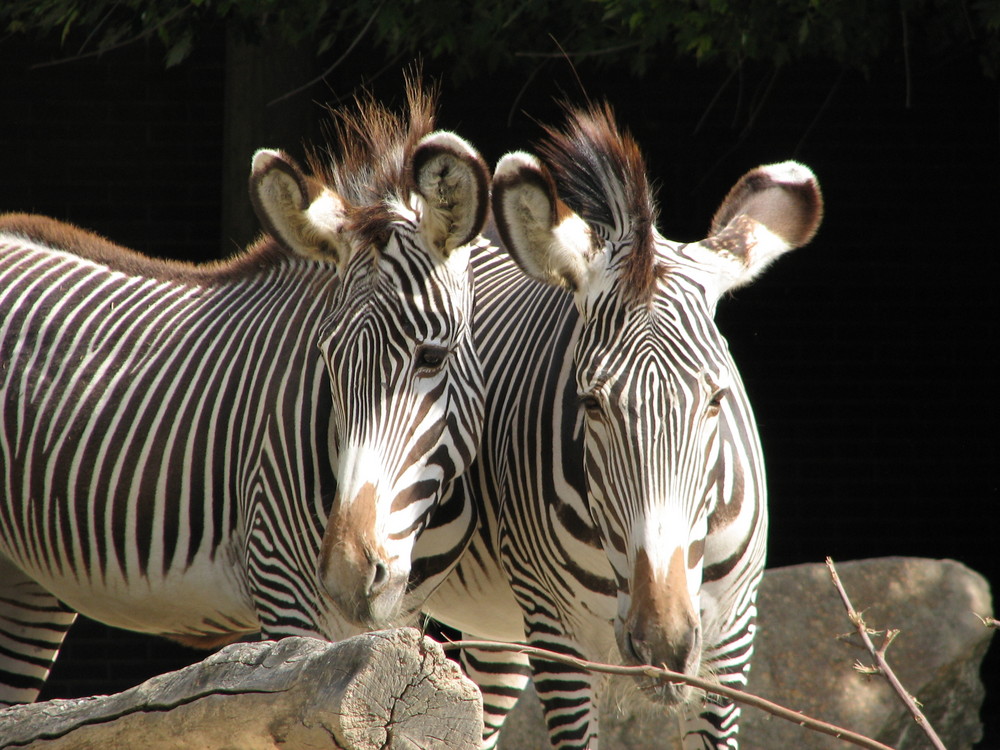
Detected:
[0,85,490,706]
[421,103,823,749]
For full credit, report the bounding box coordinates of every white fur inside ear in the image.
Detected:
[494,151,593,293]
[250,148,350,263]
[412,131,488,256]
[741,216,790,276]
[307,189,348,241]
[547,211,592,290]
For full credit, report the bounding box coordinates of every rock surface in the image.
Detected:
[0,628,483,750]
[497,557,994,750]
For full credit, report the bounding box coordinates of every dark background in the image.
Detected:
[1,24,997,746]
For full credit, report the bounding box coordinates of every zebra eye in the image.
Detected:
[580,393,602,415]
[415,344,449,373]
[707,387,728,414]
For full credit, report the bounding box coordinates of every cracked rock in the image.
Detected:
[0,629,482,750]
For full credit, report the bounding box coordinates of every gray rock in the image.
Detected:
[0,628,483,750]
[497,557,994,750]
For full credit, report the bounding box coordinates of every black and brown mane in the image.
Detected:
[0,212,287,285]
[538,103,663,302]
[307,78,438,247]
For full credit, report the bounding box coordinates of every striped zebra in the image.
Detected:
[0,86,490,706]
[423,104,823,749]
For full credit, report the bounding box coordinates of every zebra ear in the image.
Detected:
[249,149,351,264]
[492,151,593,293]
[700,161,823,292]
[410,132,490,257]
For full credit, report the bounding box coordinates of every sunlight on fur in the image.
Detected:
[601,639,725,722]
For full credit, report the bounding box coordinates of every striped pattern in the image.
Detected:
[423,105,821,749]
[0,233,339,703]
[0,88,490,705]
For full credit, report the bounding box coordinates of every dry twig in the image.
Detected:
[826,557,947,750]
[442,638,896,750]
[974,613,999,630]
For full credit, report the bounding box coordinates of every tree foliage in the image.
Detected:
[3,0,999,77]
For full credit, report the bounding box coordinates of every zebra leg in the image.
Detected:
[680,620,755,749]
[530,655,600,750]
[0,557,77,705]
[682,574,763,749]
[517,626,601,750]
[458,641,531,749]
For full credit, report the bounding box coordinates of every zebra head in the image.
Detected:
[493,104,822,702]
[249,86,488,628]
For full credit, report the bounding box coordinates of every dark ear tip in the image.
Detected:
[412,131,488,183]
[249,149,310,212]
[492,152,558,227]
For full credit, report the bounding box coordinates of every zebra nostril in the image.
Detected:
[624,630,645,664]
[368,560,390,596]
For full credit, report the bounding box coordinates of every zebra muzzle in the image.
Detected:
[319,541,407,628]
[618,547,703,704]
[318,483,408,627]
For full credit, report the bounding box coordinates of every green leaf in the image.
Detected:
[164,29,193,67]
[59,8,78,45]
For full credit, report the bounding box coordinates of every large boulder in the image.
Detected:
[0,628,483,750]
[498,557,994,749]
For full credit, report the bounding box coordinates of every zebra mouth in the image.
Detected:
[641,673,694,707]
[326,574,408,629]
[319,546,409,628]
[619,632,694,707]
[616,625,698,707]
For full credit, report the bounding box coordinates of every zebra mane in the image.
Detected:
[0,212,287,285]
[537,102,663,302]
[307,76,438,247]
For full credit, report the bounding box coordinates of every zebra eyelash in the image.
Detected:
[413,343,451,374]
[579,392,602,414]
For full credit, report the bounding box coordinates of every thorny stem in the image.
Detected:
[826,557,947,750]
[442,639,896,750]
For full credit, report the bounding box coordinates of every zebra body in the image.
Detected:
[0,234,328,640]
[0,88,490,705]
[425,105,823,749]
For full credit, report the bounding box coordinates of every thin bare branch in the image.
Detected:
[826,557,947,750]
[974,613,999,629]
[268,0,386,106]
[442,638,896,750]
[506,62,546,128]
[693,65,738,136]
[794,69,844,157]
[77,3,121,57]
[900,6,913,108]
[28,6,189,70]
[515,41,641,60]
